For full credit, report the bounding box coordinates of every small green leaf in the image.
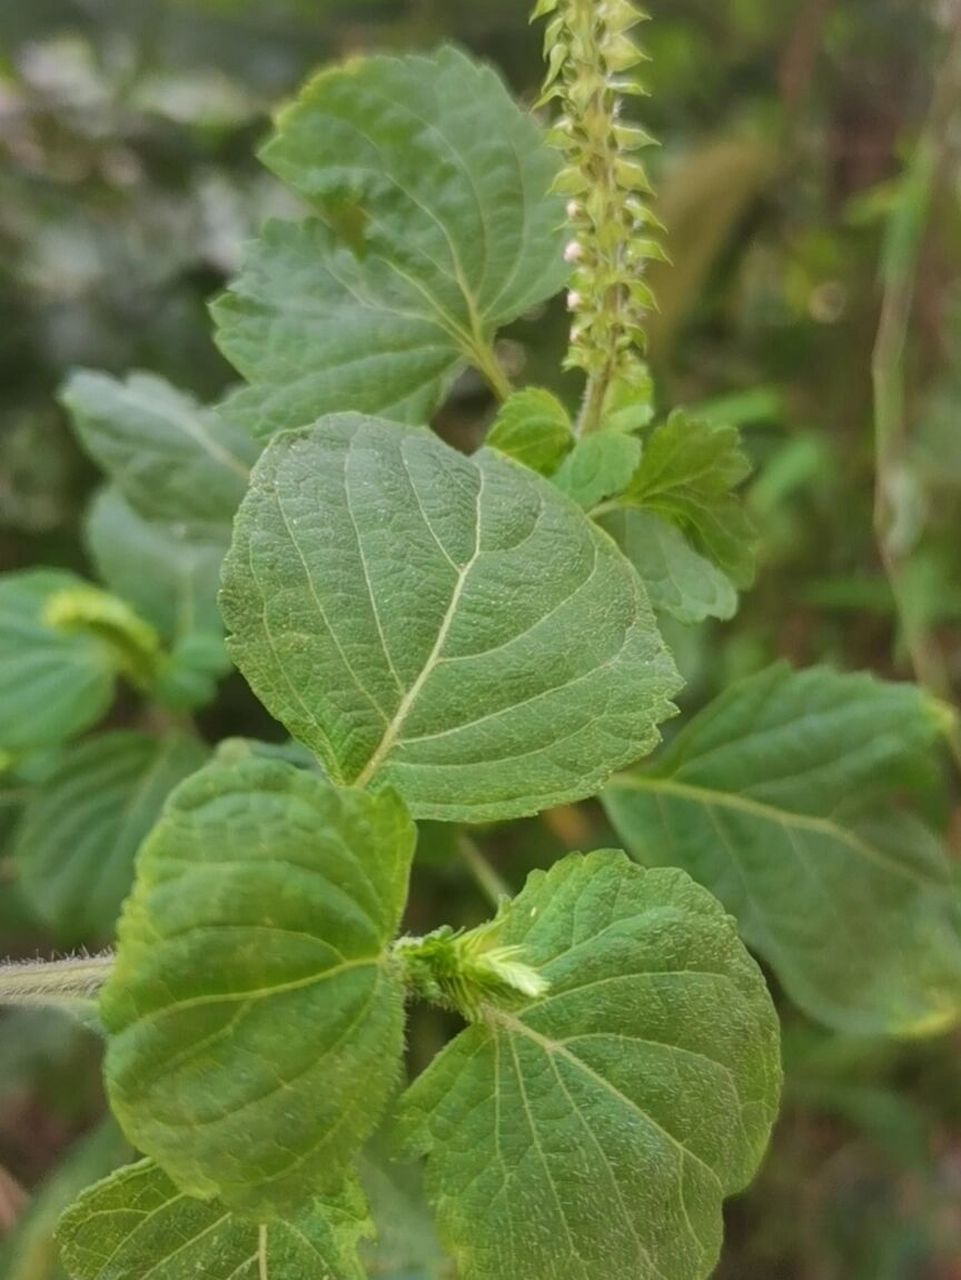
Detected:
[60,371,258,532]
[485,388,574,475]
[221,414,680,822]
[14,730,207,944]
[599,508,738,624]
[57,1159,370,1280]
[624,411,757,586]
[101,757,415,1214]
[552,429,642,510]
[604,663,961,1035]
[396,851,781,1280]
[86,486,229,654]
[0,571,121,753]
[213,46,566,436]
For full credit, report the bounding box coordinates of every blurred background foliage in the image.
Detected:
[2,1,961,1276]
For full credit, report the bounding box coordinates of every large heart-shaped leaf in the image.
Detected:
[101,757,415,1214]
[57,1160,369,1280]
[14,730,207,943]
[604,663,961,1034]
[212,46,567,437]
[396,851,781,1280]
[220,414,681,822]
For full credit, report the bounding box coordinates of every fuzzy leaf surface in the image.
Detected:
[599,508,738,624]
[101,757,415,1214]
[604,663,961,1034]
[61,371,257,531]
[213,46,566,437]
[14,730,207,943]
[625,412,756,586]
[397,851,781,1280]
[0,570,120,753]
[485,388,574,476]
[57,1160,369,1280]
[220,414,680,821]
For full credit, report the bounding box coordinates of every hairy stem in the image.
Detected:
[0,953,114,1011]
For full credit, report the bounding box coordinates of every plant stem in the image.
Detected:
[458,836,511,908]
[468,337,514,403]
[0,953,114,1011]
[872,16,961,772]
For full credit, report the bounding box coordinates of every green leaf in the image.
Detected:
[552,429,642,510]
[624,411,757,586]
[220,414,680,822]
[0,571,120,753]
[14,730,208,944]
[396,851,781,1280]
[57,1159,370,1280]
[604,663,961,1035]
[0,1120,130,1280]
[60,371,258,532]
[101,757,415,1214]
[86,486,228,651]
[485,388,574,475]
[599,508,738,624]
[212,46,566,437]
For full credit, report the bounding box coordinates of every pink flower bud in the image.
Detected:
[564,241,583,263]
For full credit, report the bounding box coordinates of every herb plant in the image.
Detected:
[1,3,959,1279]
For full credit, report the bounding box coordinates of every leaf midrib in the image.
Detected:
[608,773,937,887]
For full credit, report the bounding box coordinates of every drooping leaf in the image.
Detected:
[57,1159,370,1280]
[551,429,642,510]
[60,371,258,532]
[213,46,567,437]
[0,1120,130,1280]
[14,730,208,943]
[599,508,738,624]
[85,486,228,652]
[604,663,961,1035]
[485,388,574,476]
[220,414,680,822]
[0,571,121,754]
[396,851,781,1280]
[101,757,415,1214]
[623,411,757,586]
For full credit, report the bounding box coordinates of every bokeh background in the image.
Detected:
[2,2,961,1276]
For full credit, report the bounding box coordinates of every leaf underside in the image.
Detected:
[396,851,781,1280]
[220,413,681,822]
[57,1159,369,1280]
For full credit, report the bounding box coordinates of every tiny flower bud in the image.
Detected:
[567,290,582,310]
[564,240,583,263]
[566,199,580,219]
